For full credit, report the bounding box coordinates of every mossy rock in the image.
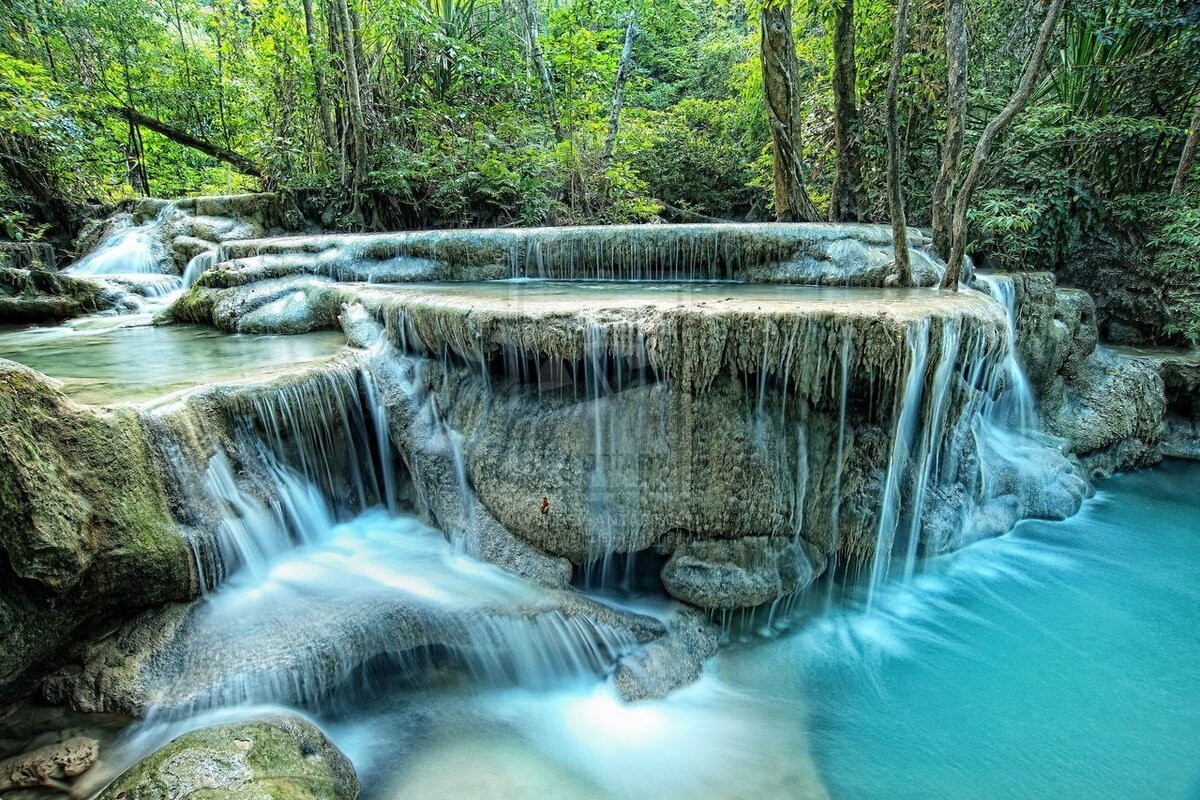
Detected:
[0,263,114,323]
[97,716,360,800]
[0,360,194,694]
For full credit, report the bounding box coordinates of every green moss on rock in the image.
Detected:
[97,716,360,800]
[0,360,194,695]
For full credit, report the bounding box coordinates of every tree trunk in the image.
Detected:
[521,0,566,144]
[940,0,1065,290]
[336,0,369,221]
[830,0,868,222]
[114,108,262,176]
[885,0,912,286]
[601,6,638,169]
[931,0,966,257]
[303,0,340,165]
[120,59,150,196]
[1171,95,1200,195]
[761,1,820,222]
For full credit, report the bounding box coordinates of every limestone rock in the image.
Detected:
[0,360,195,698]
[0,735,98,794]
[614,609,719,701]
[661,537,820,609]
[0,263,115,323]
[96,716,359,800]
[1041,347,1166,476]
[211,277,340,335]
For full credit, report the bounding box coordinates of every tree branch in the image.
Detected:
[111,107,261,177]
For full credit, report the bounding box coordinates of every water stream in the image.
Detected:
[3,228,1196,799]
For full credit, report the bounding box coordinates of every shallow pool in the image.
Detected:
[722,459,1200,800]
[0,316,346,404]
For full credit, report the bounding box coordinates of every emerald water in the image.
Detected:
[722,458,1200,800]
[0,317,345,404]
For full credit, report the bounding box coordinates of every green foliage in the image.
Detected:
[0,0,1197,348]
[1145,196,1200,345]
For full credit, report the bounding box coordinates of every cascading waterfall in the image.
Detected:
[127,361,651,742]
[976,273,1037,430]
[182,248,218,288]
[67,207,172,278]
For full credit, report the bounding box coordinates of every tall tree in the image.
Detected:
[931,0,966,257]
[302,0,340,172]
[520,0,565,145]
[1172,94,1200,195]
[601,4,638,170]
[761,0,820,222]
[885,0,911,286]
[830,0,867,222]
[335,0,369,224]
[940,0,1066,289]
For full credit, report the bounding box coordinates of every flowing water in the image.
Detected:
[90,459,1200,800]
[4,234,1196,799]
[0,318,345,404]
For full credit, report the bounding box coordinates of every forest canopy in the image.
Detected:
[1,0,1199,338]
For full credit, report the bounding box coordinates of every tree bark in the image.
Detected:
[521,0,566,144]
[113,107,262,176]
[931,0,966,257]
[830,0,868,222]
[940,0,1065,290]
[303,0,340,165]
[120,58,150,196]
[601,6,638,169]
[1171,95,1200,195]
[885,0,912,286]
[761,1,820,222]
[336,0,369,221]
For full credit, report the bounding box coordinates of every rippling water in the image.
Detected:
[720,459,1200,800]
[0,318,345,404]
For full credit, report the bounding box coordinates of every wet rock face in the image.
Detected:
[345,284,1017,610]
[171,223,945,311]
[1,242,117,322]
[660,537,821,609]
[1007,271,1179,476]
[96,716,360,800]
[0,360,195,698]
[0,735,98,795]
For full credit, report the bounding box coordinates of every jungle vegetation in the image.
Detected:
[1,0,1198,337]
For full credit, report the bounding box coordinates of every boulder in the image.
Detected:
[660,537,821,609]
[0,360,196,698]
[0,264,115,323]
[96,716,359,800]
[210,277,341,335]
[613,609,719,701]
[1041,347,1166,476]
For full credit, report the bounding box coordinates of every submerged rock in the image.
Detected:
[0,360,196,698]
[661,537,821,609]
[613,609,719,701]
[0,735,98,795]
[96,715,359,800]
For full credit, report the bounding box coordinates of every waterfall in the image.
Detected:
[68,207,173,278]
[976,273,1037,429]
[135,354,646,729]
[182,249,218,288]
[866,319,931,609]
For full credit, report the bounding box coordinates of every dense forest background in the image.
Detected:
[1,0,1198,340]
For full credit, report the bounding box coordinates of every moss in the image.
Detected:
[97,716,360,800]
[0,265,112,323]
[0,360,194,694]
[163,285,220,324]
